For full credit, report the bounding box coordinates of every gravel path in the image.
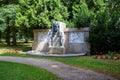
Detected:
[0,56,117,80]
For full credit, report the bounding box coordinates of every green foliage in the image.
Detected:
[0,4,17,31]
[16,0,69,29]
[107,51,117,56]
[90,1,120,53]
[66,20,75,28]
[15,0,69,40]
[73,0,92,27]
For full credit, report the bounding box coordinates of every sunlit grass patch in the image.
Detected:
[0,61,60,80]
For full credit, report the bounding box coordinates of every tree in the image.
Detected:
[72,0,92,27]
[0,4,18,46]
[89,0,120,53]
[15,0,69,43]
[17,0,69,28]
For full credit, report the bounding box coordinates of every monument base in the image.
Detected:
[48,46,65,54]
[26,50,86,57]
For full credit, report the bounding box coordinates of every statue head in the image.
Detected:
[51,21,60,37]
[53,22,59,31]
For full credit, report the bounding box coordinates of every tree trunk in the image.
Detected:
[6,26,10,46]
[12,28,17,46]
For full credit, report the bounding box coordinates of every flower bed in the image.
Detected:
[95,55,120,60]
[1,49,21,53]
[94,52,120,60]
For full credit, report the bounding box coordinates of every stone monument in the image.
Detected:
[32,21,90,55]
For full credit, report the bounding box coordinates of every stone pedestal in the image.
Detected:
[49,46,65,54]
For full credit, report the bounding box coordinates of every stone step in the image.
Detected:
[48,46,65,54]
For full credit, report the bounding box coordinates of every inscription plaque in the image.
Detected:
[69,32,84,43]
[38,32,47,42]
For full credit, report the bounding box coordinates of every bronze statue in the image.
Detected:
[52,21,60,37]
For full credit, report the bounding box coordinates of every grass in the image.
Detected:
[0,41,32,53]
[0,41,120,79]
[1,53,120,79]
[48,56,120,79]
[0,61,59,80]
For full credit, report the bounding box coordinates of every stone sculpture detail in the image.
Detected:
[52,21,60,37]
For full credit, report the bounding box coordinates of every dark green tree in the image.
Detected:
[15,0,69,43]
[0,4,19,45]
[72,0,93,27]
[90,0,120,53]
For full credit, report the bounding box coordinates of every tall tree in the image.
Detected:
[90,0,120,53]
[15,0,69,42]
[72,0,93,27]
[0,4,18,45]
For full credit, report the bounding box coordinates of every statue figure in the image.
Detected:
[52,21,60,37]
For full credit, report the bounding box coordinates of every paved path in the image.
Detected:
[0,56,117,80]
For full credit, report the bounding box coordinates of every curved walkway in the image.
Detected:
[0,56,117,80]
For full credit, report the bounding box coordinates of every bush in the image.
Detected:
[90,8,120,54]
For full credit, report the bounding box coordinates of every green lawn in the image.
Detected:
[49,56,120,80]
[0,41,120,79]
[0,61,59,80]
[1,53,120,80]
